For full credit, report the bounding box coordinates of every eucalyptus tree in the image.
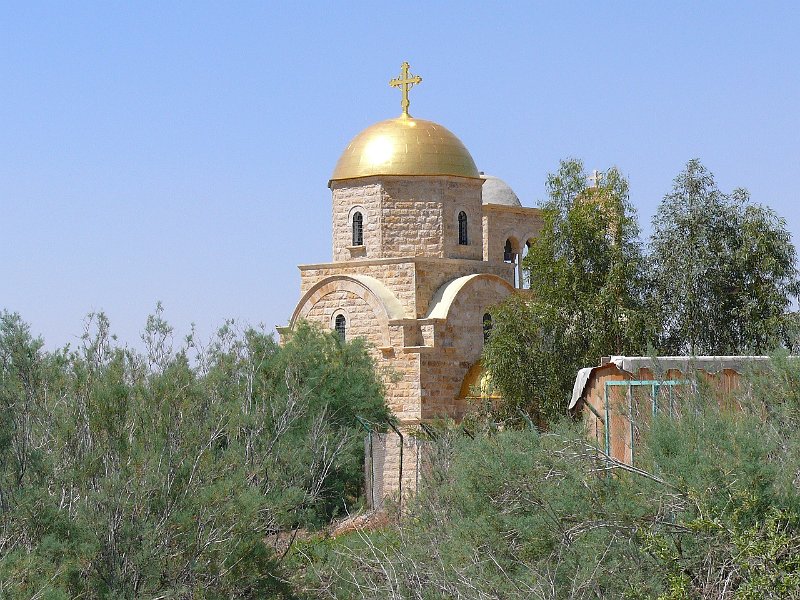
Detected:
[482,159,650,424]
[649,159,800,354]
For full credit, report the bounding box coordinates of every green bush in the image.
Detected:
[0,310,389,598]
[308,360,800,599]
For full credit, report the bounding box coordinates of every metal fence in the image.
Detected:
[357,417,428,511]
[602,378,693,465]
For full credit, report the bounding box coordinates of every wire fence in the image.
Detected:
[356,413,538,510]
[356,417,428,511]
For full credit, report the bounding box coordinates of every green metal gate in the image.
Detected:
[603,379,692,465]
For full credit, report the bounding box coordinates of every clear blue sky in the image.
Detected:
[3,2,799,349]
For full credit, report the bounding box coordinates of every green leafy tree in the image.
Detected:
[482,159,650,424]
[649,159,800,354]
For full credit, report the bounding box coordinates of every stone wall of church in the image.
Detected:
[381,196,441,257]
[419,354,474,419]
[331,181,383,262]
[297,282,424,421]
[298,258,514,322]
[380,177,483,261]
[382,349,422,422]
[330,176,484,263]
[482,205,543,263]
[299,260,416,317]
[439,178,484,260]
[419,275,514,420]
[303,290,384,354]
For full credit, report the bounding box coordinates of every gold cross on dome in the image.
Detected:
[390,61,422,117]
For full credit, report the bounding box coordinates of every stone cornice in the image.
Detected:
[482,204,543,216]
[298,256,513,271]
[329,174,484,189]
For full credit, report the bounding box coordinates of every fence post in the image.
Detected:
[355,416,375,510]
[387,421,403,512]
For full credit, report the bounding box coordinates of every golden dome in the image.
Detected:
[330,115,480,183]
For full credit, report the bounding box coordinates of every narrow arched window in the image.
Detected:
[334,314,346,341]
[352,212,363,246]
[458,211,468,245]
[503,239,514,263]
[483,313,493,343]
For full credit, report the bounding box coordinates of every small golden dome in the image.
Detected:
[330,115,480,183]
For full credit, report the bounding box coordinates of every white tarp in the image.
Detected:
[569,367,595,410]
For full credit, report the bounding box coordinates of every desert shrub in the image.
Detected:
[307,360,800,599]
[0,310,389,598]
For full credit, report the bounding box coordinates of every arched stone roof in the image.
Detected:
[348,275,406,320]
[290,275,405,346]
[425,273,514,320]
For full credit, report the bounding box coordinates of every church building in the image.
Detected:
[282,63,542,429]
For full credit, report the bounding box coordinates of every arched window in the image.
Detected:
[458,211,468,245]
[352,212,363,246]
[503,239,514,263]
[334,314,346,341]
[483,313,493,343]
